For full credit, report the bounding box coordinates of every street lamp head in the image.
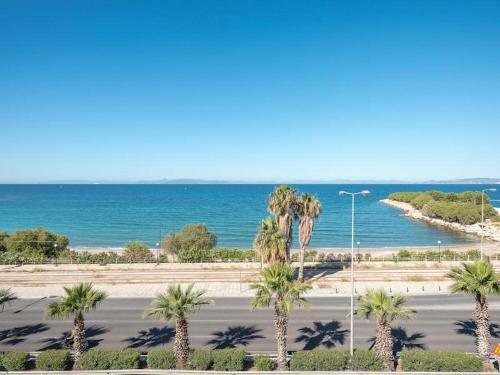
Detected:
[361,190,371,197]
[156,242,160,247]
[357,241,360,245]
[437,240,442,245]
[339,191,348,196]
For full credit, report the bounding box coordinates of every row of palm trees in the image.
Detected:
[256,185,322,281]
[1,259,498,372]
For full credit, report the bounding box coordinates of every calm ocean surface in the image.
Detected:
[0,184,498,249]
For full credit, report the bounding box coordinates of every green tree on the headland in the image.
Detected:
[0,288,17,312]
[253,218,286,266]
[162,224,217,257]
[447,261,500,368]
[144,284,212,368]
[355,289,414,371]
[251,264,311,371]
[268,185,299,262]
[297,193,322,281]
[3,228,69,258]
[45,283,107,370]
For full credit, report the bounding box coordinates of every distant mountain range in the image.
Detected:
[14,177,500,185]
[423,178,500,184]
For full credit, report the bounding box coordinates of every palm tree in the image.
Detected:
[355,289,414,371]
[447,260,500,365]
[144,284,212,368]
[0,288,17,312]
[45,283,107,370]
[297,193,322,281]
[250,264,311,371]
[268,185,298,262]
[254,218,287,267]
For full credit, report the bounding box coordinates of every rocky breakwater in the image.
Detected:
[380,199,500,241]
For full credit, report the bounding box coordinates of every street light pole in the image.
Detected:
[357,241,361,263]
[339,189,371,357]
[481,188,497,260]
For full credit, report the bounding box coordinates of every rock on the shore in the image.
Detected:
[380,199,500,242]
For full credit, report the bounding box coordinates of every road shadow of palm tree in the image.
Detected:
[455,319,500,338]
[295,321,348,350]
[208,326,264,349]
[368,326,426,353]
[0,323,50,346]
[38,325,108,350]
[124,326,175,348]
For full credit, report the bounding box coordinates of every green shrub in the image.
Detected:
[187,349,213,370]
[36,350,71,371]
[351,349,383,371]
[400,351,482,372]
[123,242,154,260]
[110,348,141,369]
[289,350,349,371]
[162,224,217,255]
[1,351,30,371]
[410,193,434,210]
[147,350,176,369]
[211,349,247,371]
[177,247,212,263]
[4,228,69,258]
[81,349,113,370]
[254,354,273,371]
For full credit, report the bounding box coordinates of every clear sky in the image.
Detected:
[1,0,499,183]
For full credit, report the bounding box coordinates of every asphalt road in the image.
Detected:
[1,296,500,353]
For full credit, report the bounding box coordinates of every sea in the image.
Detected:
[0,184,498,250]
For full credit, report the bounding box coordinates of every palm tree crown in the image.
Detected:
[355,289,414,322]
[268,185,298,217]
[0,288,17,312]
[447,260,500,302]
[46,283,107,319]
[253,218,286,264]
[251,264,310,313]
[145,284,212,321]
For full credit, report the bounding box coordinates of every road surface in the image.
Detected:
[1,296,499,353]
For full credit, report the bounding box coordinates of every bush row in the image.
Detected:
[0,349,483,372]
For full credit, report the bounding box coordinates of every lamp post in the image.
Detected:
[156,242,160,262]
[339,189,371,357]
[54,243,58,266]
[437,241,441,262]
[357,241,361,263]
[481,188,497,260]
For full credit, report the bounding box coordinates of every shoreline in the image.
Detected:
[381,198,500,242]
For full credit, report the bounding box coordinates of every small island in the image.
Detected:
[381,191,500,241]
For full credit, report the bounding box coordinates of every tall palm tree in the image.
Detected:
[254,218,287,267]
[268,185,298,262]
[250,264,311,371]
[447,260,500,365]
[45,283,107,370]
[355,289,414,371]
[297,193,322,281]
[0,288,17,312]
[144,284,212,368]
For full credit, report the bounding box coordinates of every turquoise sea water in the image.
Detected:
[0,184,498,249]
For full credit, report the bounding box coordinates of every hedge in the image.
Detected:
[253,354,273,371]
[289,349,349,371]
[80,349,141,370]
[1,351,30,371]
[36,350,72,371]
[187,349,213,370]
[351,349,383,371]
[211,349,247,371]
[400,350,482,372]
[147,350,176,369]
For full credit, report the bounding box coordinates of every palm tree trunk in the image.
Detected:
[274,303,288,371]
[298,244,305,281]
[72,312,85,370]
[475,295,490,367]
[278,214,293,263]
[174,316,190,368]
[375,319,394,371]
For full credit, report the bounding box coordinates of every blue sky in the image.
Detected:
[1,0,499,183]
